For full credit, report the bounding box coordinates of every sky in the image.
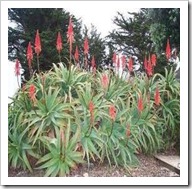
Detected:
[62,1,140,37]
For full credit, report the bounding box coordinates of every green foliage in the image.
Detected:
[9,59,180,176]
[152,68,180,150]
[148,8,180,53]
[8,107,40,172]
[36,123,84,177]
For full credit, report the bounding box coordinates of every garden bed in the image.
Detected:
[9,153,179,177]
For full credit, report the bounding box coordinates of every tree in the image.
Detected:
[107,8,180,75]
[107,9,153,64]
[82,25,106,70]
[147,8,180,75]
[147,8,180,54]
[8,8,83,80]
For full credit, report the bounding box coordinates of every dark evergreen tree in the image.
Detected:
[107,8,180,75]
[107,9,153,64]
[8,8,83,80]
[148,8,180,54]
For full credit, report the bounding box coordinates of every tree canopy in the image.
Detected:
[8,8,180,79]
[107,8,180,74]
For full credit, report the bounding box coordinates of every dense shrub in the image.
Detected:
[8,63,180,176]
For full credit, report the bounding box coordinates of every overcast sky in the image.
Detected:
[62,1,140,37]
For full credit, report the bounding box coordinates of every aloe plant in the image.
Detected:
[8,61,180,176]
[36,121,84,177]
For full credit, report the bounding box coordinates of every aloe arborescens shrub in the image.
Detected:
[8,17,179,176]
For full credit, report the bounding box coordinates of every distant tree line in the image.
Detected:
[8,8,180,80]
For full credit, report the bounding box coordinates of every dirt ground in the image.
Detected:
[8,153,179,177]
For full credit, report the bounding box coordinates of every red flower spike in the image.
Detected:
[15,59,20,76]
[84,37,89,55]
[154,86,161,106]
[121,55,126,69]
[35,30,41,56]
[109,105,116,122]
[67,17,74,54]
[101,74,109,89]
[91,56,96,68]
[27,42,33,68]
[128,57,133,72]
[74,46,79,63]
[112,52,116,64]
[89,101,94,124]
[28,84,36,102]
[138,94,143,114]
[144,56,147,70]
[117,56,120,69]
[146,56,153,76]
[166,39,171,60]
[151,54,157,66]
[56,32,62,53]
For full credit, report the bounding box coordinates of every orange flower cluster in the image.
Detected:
[28,84,36,103]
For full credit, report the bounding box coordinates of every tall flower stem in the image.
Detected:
[58,51,61,63]
[69,50,72,70]
[108,121,114,138]
[16,75,20,88]
[85,124,93,137]
[29,64,32,78]
[85,55,87,70]
[37,55,40,73]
